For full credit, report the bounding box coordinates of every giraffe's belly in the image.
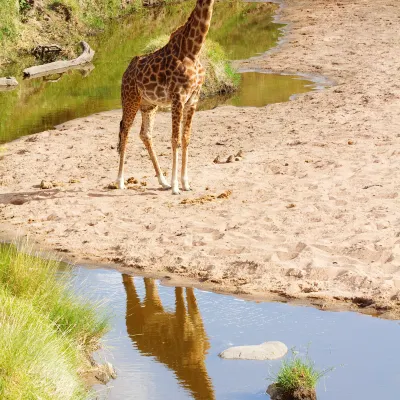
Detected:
[138,73,202,106]
[140,87,172,106]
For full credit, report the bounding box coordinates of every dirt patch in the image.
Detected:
[267,384,317,400]
[1,0,400,317]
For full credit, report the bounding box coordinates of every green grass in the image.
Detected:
[272,350,333,394]
[0,243,109,399]
[0,0,19,44]
[143,35,240,98]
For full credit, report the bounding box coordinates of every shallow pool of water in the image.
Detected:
[0,1,316,144]
[75,267,400,400]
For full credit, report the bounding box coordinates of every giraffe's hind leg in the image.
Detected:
[117,87,141,189]
[171,95,184,195]
[140,104,171,190]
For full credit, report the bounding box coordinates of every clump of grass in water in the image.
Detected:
[143,35,240,98]
[0,243,110,399]
[268,349,334,400]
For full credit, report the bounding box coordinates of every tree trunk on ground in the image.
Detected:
[23,41,95,79]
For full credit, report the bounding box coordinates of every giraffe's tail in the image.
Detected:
[117,120,124,154]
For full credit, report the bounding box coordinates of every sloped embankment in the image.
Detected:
[0,244,109,399]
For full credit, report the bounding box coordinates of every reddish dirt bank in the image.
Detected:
[1,0,400,317]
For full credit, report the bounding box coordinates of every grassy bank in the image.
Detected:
[0,0,142,64]
[0,243,109,399]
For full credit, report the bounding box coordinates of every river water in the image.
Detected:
[0,1,316,144]
[74,267,400,400]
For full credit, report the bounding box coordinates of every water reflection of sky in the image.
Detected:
[74,267,400,400]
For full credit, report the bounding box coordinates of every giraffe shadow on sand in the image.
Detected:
[122,275,215,400]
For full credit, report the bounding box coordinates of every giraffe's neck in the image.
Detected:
[171,0,215,59]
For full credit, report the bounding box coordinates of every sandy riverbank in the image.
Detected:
[1,0,400,317]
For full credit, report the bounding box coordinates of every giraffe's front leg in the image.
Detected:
[171,97,184,195]
[181,100,197,191]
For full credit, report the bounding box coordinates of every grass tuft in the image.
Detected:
[0,243,110,399]
[272,349,334,394]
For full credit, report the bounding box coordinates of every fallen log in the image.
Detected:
[0,77,18,92]
[23,41,95,79]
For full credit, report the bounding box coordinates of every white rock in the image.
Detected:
[218,341,288,360]
[0,77,18,87]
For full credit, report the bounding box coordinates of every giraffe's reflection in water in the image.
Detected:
[122,275,215,400]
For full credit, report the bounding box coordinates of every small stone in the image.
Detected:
[47,213,61,221]
[348,140,354,145]
[106,183,118,189]
[226,155,234,163]
[40,180,53,189]
[213,155,220,164]
[235,150,244,158]
[219,341,287,360]
[286,203,296,209]
[95,362,117,384]
[68,178,80,184]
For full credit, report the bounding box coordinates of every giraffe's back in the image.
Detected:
[122,46,205,107]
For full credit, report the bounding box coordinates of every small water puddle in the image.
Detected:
[0,1,318,144]
[75,267,400,400]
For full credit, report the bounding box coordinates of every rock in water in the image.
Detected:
[218,341,287,360]
[0,77,18,87]
[95,362,117,384]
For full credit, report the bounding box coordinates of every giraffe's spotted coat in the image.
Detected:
[117,0,215,195]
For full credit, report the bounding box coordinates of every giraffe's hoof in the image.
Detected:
[182,179,191,192]
[161,184,172,190]
[117,182,125,190]
[172,188,181,195]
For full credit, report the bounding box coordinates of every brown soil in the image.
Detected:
[267,384,317,400]
[1,0,400,317]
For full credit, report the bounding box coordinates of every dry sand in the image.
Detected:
[1,0,400,317]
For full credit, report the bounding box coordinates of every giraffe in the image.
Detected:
[117,0,215,194]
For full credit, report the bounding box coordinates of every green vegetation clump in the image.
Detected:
[275,356,321,392]
[0,243,109,399]
[270,350,333,398]
[143,35,240,98]
[0,0,142,63]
